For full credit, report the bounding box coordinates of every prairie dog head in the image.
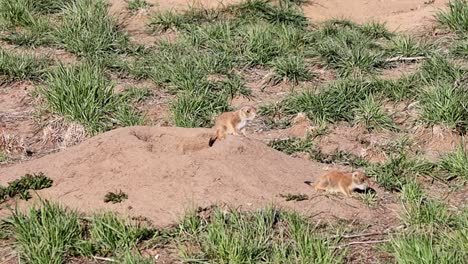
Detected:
[238,106,257,121]
[351,172,370,188]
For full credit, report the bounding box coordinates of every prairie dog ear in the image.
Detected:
[351,172,359,178]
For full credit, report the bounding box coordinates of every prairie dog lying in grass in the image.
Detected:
[314,170,370,197]
[208,106,257,147]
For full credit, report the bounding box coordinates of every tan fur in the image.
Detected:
[209,106,257,147]
[314,170,370,197]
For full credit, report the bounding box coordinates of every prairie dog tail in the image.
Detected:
[208,136,217,147]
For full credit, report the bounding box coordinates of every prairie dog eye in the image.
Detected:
[246,109,250,113]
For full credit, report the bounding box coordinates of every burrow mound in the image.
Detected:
[0,126,398,227]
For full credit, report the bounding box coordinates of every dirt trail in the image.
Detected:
[0,126,398,227]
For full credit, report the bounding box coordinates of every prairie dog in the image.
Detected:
[314,170,370,197]
[208,106,257,147]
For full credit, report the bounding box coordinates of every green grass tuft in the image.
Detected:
[41,63,143,133]
[437,0,468,35]
[439,143,468,180]
[419,82,468,133]
[366,153,435,192]
[171,90,230,128]
[0,49,48,82]
[1,172,53,202]
[269,55,314,84]
[419,55,466,84]
[352,95,396,131]
[359,21,394,39]
[127,0,149,13]
[0,0,35,27]
[55,0,130,56]
[89,213,146,255]
[388,233,467,263]
[7,200,83,264]
[387,35,431,57]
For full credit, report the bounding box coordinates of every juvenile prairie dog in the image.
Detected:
[208,106,257,147]
[314,170,370,197]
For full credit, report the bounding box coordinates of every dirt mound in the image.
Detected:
[0,127,397,226]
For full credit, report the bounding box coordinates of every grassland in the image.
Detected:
[0,0,467,263]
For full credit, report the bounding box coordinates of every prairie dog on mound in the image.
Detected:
[208,106,257,147]
[314,170,370,197]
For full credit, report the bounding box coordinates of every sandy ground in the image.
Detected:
[0,126,399,227]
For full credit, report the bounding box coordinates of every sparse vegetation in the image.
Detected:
[0,152,7,163]
[0,172,53,202]
[280,193,309,201]
[104,190,128,204]
[127,0,149,13]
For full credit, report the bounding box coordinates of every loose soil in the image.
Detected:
[0,126,399,227]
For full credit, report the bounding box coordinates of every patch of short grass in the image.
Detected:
[419,55,466,84]
[359,21,394,39]
[1,18,53,47]
[366,152,435,192]
[6,200,84,264]
[150,7,222,32]
[119,87,153,104]
[275,78,384,124]
[310,149,370,168]
[419,82,468,133]
[119,250,153,264]
[268,136,314,155]
[450,36,468,58]
[104,190,128,204]
[437,0,468,35]
[269,55,314,84]
[127,0,149,13]
[358,192,378,207]
[439,143,468,180]
[0,49,49,82]
[41,62,144,133]
[55,0,130,57]
[0,151,7,163]
[171,89,230,127]
[387,232,467,263]
[268,137,369,167]
[0,0,35,27]
[0,172,53,202]
[310,20,389,77]
[89,213,144,255]
[352,95,396,131]
[370,74,422,101]
[178,206,344,263]
[232,0,309,27]
[400,181,454,227]
[386,35,431,57]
